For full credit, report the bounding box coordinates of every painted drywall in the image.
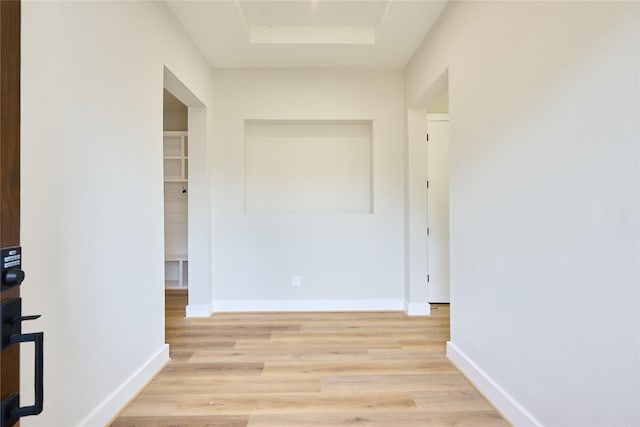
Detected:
[427,91,448,114]
[163,110,188,131]
[163,89,188,131]
[211,69,405,309]
[21,2,213,425]
[244,120,372,213]
[405,2,639,425]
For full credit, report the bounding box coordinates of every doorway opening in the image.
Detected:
[163,89,189,312]
[405,69,449,318]
[425,91,450,323]
[426,90,450,305]
[162,66,211,323]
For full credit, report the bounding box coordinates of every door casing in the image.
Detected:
[0,0,23,419]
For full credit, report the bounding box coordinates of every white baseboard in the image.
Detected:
[185,301,214,318]
[80,344,169,427]
[446,341,543,427]
[212,299,404,312]
[404,301,431,316]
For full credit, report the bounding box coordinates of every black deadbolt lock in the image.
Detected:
[4,269,25,286]
[1,247,24,290]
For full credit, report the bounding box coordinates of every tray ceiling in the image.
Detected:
[164,0,448,69]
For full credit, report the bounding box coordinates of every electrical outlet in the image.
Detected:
[292,276,301,288]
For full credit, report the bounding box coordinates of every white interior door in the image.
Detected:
[427,116,450,303]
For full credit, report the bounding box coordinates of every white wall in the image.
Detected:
[244,120,372,214]
[211,69,405,310]
[163,110,187,131]
[21,2,213,425]
[163,89,188,131]
[405,2,639,426]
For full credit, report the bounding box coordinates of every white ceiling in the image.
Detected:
[164,0,448,69]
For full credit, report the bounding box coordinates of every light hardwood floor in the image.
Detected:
[111,291,508,427]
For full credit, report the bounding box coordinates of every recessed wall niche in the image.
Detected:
[244,119,373,213]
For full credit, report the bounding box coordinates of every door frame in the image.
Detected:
[0,0,22,415]
[404,69,449,315]
[162,67,212,318]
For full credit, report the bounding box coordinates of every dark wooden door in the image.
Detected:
[0,0,22,424]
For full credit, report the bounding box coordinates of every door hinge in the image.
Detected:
[426,180,429,189]
[426,133,429,142]
[427,275,430,282]
[427,228,430,236]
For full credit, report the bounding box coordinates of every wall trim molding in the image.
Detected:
[213,299,404,313]
[81,344,169,427]
[446,341,543,427]
[404,301,431,316]
[185,301,214,318]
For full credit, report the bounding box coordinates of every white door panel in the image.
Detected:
[427,118,450,303]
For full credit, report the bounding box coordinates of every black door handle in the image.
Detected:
[9,331,44,418]
[0,298,44,427]
[1,332,44,427]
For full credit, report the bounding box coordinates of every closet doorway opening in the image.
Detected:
[405,69,450,317]
[426,90,450,305]
[422,87,450,331]
[163,66,212,320]
[163,89,189,311]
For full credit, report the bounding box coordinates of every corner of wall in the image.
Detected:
[80,345,169,427]
[446,341,543,427]
[185,300,214,318]
[404,301,431,316]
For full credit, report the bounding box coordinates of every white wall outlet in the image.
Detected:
[292,276,301,287]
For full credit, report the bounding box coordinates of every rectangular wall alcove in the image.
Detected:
[244,119,373,213]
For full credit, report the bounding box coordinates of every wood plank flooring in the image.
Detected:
[111,291,509,427]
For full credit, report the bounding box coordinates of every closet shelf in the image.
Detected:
[164,131,189,289]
